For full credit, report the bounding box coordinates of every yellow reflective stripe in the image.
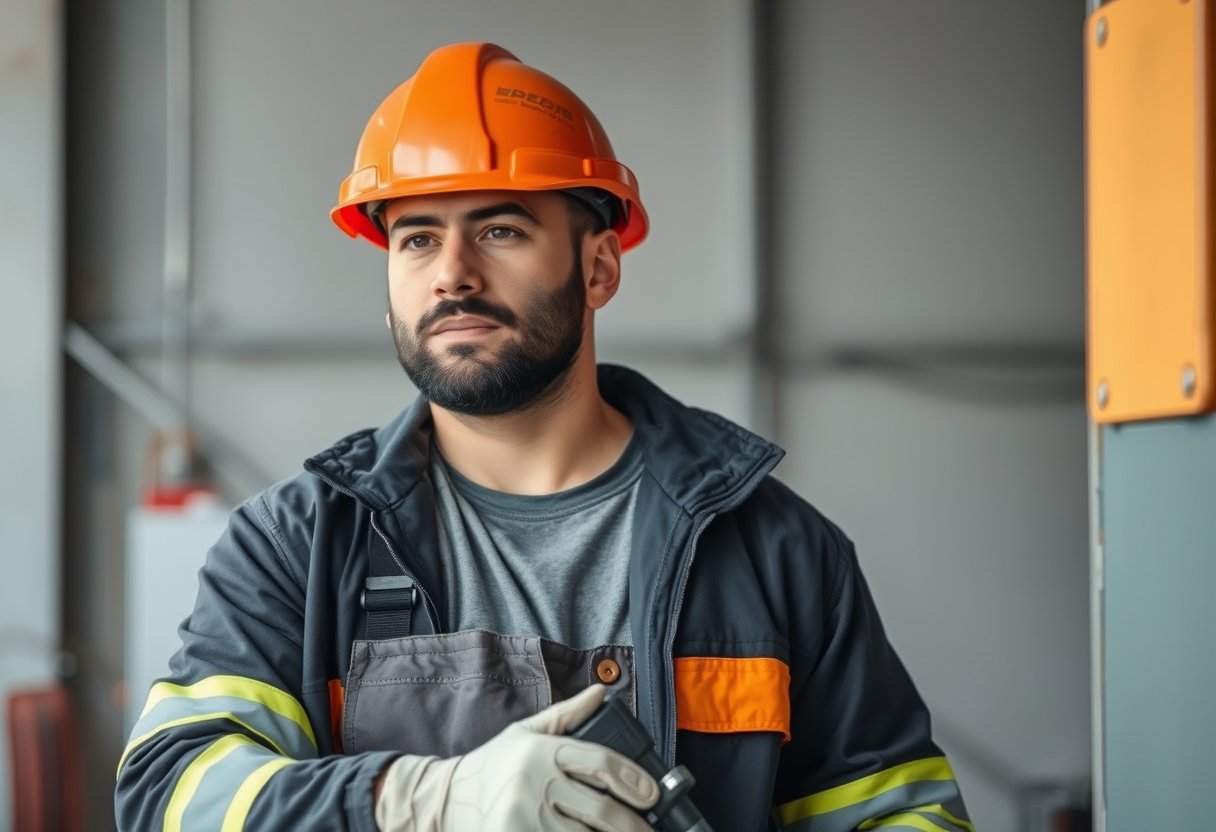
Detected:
[859,812,946,832]
[164,735,253,832]
[859,804,974,831]
[776,757,958,825]
[221,757,293,831]
[922,803,975,832]
[118,713,289,777]
[141,676,316,750]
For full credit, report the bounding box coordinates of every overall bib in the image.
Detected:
[342,530,635,757]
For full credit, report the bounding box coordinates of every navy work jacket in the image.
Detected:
[116,365,970,831]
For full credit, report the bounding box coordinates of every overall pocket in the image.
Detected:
[344,630,549,757]
[343,629,635,758]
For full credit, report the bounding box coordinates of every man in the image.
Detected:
[116,42,971,831]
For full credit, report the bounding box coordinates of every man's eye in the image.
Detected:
[401,234,434,251]
[484,226,520,241]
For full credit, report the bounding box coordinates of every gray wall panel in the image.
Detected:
[773,3,1089,828]
[775,1,1085,352]
[0,0,62,823]
[781,377,1090,827]
[68,0,165,325]
[1103,416,1216,832]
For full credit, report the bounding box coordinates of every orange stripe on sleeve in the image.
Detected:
[674,657,791,742]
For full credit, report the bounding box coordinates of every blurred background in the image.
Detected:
[3,1,1090,829]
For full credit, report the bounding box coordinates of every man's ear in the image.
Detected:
[385,311,392,331]
[584,230,622,310]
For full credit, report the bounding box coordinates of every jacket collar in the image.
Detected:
[304,364,785,513]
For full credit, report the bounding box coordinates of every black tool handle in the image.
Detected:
[570,693,714,832]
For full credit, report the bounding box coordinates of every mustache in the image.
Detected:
[416,297,517,338]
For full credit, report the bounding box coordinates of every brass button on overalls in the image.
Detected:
[596,658,621,684]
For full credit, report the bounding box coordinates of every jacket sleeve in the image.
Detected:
[772,516,972,832]
[115,491,396,831]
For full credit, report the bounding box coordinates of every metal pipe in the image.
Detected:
[86,322,1086,402]
[65,323,271,499]
[750,0,781,439]
[90,321,752,364]
[90,321,1086,369]
[161,0,193,477]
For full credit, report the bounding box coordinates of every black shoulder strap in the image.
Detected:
[362,520,416,640]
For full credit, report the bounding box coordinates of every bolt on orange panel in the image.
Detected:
[1086,0,1215,423]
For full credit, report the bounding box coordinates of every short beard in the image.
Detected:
[390,261,586,417]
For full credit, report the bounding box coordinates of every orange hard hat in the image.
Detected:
[332,42,648,251]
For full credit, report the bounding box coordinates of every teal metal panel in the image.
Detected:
[1103,415,1216,831]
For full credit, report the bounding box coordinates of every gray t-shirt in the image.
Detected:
[430,436,643,649]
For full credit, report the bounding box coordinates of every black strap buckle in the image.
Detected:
[362,575,416,639]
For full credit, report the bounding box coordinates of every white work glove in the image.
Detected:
[375,684,660,831]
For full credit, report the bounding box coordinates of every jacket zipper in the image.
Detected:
[660,452,785,767]
[306,467,440,632]
[370,510,440,632]
[663,509,716,766]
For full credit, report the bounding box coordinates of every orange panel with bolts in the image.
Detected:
[1085,0,1215,423]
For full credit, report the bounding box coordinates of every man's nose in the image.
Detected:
[431,236,483,298]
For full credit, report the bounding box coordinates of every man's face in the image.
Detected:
[383,190,588,416]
